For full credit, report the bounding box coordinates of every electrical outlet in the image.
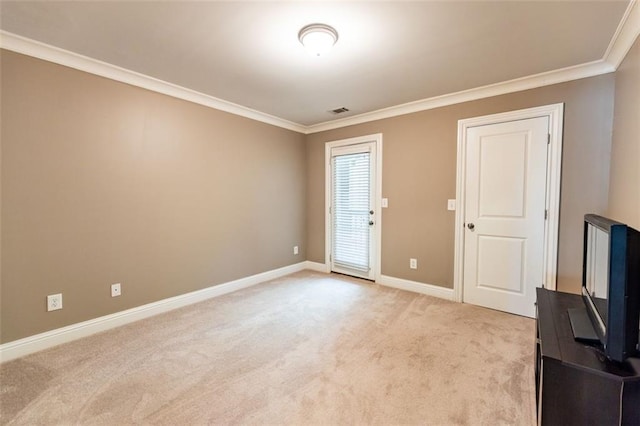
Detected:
[47,293,63,311]
[111,283,121,297]
[293,246,299,255]
[410,258,418,269]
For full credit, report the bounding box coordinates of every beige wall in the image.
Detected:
[307,75,615,294]
[0,50,307,343]
[1,44,629,344]
[608,37,640,230]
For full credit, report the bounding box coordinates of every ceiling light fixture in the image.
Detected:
[298,23,339,57]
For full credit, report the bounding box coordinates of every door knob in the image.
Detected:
[369,221,375,226]
[467,223,475,230]
[369,210,374,215]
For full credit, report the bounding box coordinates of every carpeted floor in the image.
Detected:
[0,271,536,425]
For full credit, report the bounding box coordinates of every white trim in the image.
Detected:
[304,261,328,273]
[603,0,640,70]
[0,262,308,363]
[374,139,383,282]
[2,25,635,136]
[306,61,611,134]
[0,31,306,134]
[299,266,455,301]
[453,104,564,303]
[378,275,455,301]
[325,134,383,281]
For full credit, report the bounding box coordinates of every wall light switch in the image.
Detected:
[382,198,389,208]
[447,199,456,211]
[293,246,299,255]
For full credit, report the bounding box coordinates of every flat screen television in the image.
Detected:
[568,214,640,362]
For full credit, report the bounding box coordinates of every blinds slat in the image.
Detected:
[332,152,371,272]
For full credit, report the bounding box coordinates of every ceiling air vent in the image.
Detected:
[329,107,350,114]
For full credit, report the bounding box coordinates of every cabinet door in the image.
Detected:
[541,359,620,426]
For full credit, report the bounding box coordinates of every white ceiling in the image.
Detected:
[0,1,632,128]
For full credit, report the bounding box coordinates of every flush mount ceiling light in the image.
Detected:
[298,23,339,56]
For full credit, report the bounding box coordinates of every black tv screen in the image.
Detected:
[581,214,640,362]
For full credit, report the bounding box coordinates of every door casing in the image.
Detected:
[453,104,564,302]
[325,133,383,281]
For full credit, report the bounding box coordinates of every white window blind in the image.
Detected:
[332,152,371,273]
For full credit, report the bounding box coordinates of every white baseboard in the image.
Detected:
[0,261,308,363]
[378,274,455,301]
[0,263,455,362]
[304,261,329,273]
[300,263,455,301]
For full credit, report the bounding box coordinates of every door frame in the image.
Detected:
[325,133,383,281]
[453,104,564,303]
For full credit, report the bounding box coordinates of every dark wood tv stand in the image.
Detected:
[535,288,640,425]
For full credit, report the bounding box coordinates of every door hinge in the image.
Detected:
[547,134,551,145]
[544,210,548,220]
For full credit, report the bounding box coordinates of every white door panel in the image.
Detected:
[476,236,525,293]
[463,116,548,317]
[477,133,527,218]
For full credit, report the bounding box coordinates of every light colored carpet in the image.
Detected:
[1,271,536,425]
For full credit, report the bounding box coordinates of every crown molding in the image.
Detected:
[603,0,640,69]
[2,7,638,137]
[305,60,614,134]
[307,1,639,134]
[0,31,307,134]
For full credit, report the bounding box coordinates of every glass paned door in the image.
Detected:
[331,143,375,279]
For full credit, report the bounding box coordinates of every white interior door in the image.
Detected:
[330,142,376,280]
[463,116,549,318]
